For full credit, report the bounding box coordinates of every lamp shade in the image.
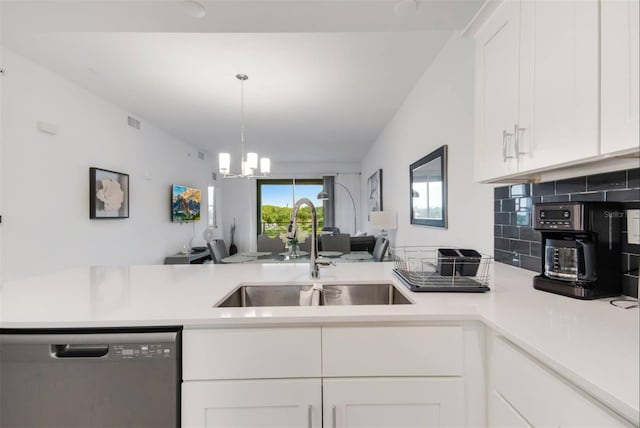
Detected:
[260,157,271,174]
[246,152,258,170]
[316,190,329,200]
[370,211,397,231]
[219,153,230,174]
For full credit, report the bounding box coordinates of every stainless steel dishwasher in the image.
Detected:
[0,327,181,428]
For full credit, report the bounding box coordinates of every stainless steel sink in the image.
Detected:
[214,283,412,307]
[320,284,411,306]
[216,285,304,307]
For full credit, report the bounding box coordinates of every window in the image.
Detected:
[257,179,324,237]
[207,186,216,228]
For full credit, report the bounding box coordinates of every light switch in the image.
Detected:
[627,209,640,245]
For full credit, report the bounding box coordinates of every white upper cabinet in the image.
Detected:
[601,0,640,154]
[474,0,521,182]
[517,0,600,172]
[471,0,636,182]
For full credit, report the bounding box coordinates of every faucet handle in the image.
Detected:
[286,221,296,239]
[316,256,335,267]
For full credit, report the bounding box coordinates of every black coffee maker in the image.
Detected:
[533,202,622,299]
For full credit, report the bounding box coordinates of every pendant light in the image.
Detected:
[218,74,271,178]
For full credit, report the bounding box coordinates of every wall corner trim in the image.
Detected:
[461,0,504,38]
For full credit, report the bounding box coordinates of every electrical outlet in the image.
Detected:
[627,209,640,245]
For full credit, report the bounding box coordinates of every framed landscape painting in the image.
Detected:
[90,167,129,219]
[367,169,383,220]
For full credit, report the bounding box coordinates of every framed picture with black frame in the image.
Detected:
[367,169,383,221]
[89,167,129,219]
[410,145,447,228]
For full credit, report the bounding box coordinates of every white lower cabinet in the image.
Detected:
[487,332,632,427]
[182,379,322,428]
[323,378,465,428]
[182,324,483,427]
[183,377,464,428]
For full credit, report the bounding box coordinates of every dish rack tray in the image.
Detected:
[391,246,492,292]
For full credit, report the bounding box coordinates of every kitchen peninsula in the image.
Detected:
[1,262,638,426]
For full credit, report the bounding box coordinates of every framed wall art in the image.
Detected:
[90,167,129,219]
[410,145,447,228]
[367,169,383,220]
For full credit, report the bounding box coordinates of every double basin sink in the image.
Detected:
[215,283,412,307]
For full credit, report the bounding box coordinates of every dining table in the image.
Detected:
[220,251,376,264]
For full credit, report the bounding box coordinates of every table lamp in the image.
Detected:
[370,211,397,237]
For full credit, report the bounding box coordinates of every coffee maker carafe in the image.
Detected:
[533,202,622,299]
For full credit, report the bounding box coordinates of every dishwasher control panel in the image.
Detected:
[112,343,174,360]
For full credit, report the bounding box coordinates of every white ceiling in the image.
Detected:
[1,1,483,163]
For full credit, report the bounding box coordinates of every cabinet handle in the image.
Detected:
[514,124,527,158]
[502,130,514,162]
[332,405,337,428]
[308,405,313,428]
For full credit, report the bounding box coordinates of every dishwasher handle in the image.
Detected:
[52,344,109,358]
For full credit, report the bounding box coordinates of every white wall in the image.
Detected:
[0,6,4,283]
[1,48,214,282]
[360,33,493,255]
[219,161,361,252]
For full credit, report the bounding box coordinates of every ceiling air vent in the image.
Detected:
[127,116,141,130]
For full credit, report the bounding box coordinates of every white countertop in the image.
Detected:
[1,262,638,423]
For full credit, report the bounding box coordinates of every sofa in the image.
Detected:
[316,234,376,253]
[349,235,376,253]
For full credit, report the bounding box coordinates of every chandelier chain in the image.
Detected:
[240,76,245,164]
[219,73,269,178]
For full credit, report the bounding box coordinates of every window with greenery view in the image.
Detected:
[257,179,324,238]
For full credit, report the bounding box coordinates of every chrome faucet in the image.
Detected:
[287,198,333,279]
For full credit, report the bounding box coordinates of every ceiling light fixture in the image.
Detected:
[218,74,271,178]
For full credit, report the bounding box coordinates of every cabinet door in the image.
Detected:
[474,0,521,182]
[601,0,640,154]
[182,379,322,428]
[323,378,464,428]
[183,327,321,380]
[517,0,599,172]
[322,325,463,377]
[489,335,629,427]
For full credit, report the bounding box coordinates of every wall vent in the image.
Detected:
[198,151,205,160]
[127,116,141,130]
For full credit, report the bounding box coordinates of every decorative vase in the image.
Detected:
[229,219,238,255]
[289,244,299,259]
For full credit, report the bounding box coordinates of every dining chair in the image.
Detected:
[372,237,389,261]
[257,235,285,253]
[207,240,229,264]
[319,233,350,253]
[298,238,312,253]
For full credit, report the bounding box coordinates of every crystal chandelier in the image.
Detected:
[218,74,271,178]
